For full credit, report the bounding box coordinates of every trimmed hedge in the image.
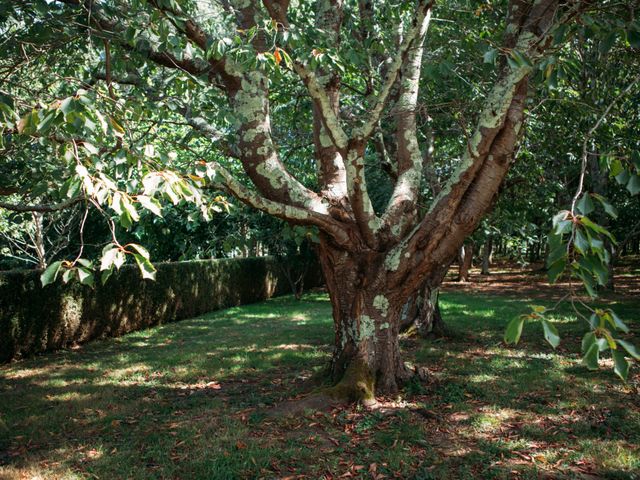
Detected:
[0,256,323,362]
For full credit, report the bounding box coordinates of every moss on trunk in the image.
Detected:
[322,358,376,406]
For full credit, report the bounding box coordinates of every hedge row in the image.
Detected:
[0,256,323,362]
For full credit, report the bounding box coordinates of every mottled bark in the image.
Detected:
[318,238,411,398]
[399,284,445,338]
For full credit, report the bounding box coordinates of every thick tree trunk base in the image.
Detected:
[323,358,377,405]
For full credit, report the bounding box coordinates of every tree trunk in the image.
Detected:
[457,244,473,282]
[317,239,438,401]
[399,281,447,337]
[481,236,493,275]
[32,212,47,270]
[603,238,615,292]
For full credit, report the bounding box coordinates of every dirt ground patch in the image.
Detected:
[442,259,640,301]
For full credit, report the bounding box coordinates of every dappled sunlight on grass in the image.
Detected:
[410,290,640,478]
[1,289,639,479]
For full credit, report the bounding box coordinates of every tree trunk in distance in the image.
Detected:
[399,282,447,338]
[481,236,493,275]
[457,244,474,282]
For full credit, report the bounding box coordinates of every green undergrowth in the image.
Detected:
[1,290,639,479]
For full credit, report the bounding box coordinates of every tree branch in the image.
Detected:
[209,162,353,248]
[308,0,348,201]
[0,196,84,213]
[293,62,349,150]
[380,18,432,238]
[57,0,212,77]
[388,0,572,289]
[146,0,242,92]
[354,0,434,142]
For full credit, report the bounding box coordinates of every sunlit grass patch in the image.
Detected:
[1,289,639,479]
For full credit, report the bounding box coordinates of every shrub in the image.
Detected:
[0,256,322,362]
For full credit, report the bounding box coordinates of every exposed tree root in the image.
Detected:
[266,360,429,417]
[265,392,342,418]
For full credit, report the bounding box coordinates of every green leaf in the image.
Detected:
[553,24,568,45]
[504,317,525,345]
[176,180,195,198]
[109,116,125,136]
[582,331,596,354]
[100,248,118,270]
[617,339,640,360]
[609,158,624,177]
[599,31,617,55]
[608,310,629,333]
[129,243,150,260]
[546,67,558,90]
[62,268,74,284]
[82,142,99,156]
[483,48,498,64]
[627,174,640,195]
[579,217,615,241]
[509,49,533,68]
[37,111,57,132]
[574,229,589,254]
[547,258,566,283]
[541,319,560,348]
[59,97,74,116]
[582,342,600,370]
[122,197,140,222]
[615,169,630,185]
[547,233,567,266]
[101,268,113,285]
[76,258,90,268]
[506,55,520,70]
[133,253,156,281]
[597,337,610,352]
[576,193,594,215]
[552,210,571,235]
[627,27,640,48]
[111,192,123,215]
[77,267,94,286]
[591,193,618,219]
[576,269,597,298]
[137,195,163,217]
[612,350,629,382]
[101,247,125,270]
[41,261,63,286]
[119,210,133,229]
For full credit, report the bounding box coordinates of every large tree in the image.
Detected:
[2,0,637,399]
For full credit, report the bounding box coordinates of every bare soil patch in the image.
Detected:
[442,259,640,300]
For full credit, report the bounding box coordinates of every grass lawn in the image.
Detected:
[1,288,639,479]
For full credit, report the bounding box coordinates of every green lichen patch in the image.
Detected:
[373,295,390,317]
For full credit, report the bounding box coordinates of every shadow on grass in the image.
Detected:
[1,290,639,479]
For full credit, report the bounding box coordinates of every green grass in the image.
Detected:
[1,290,639,479]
